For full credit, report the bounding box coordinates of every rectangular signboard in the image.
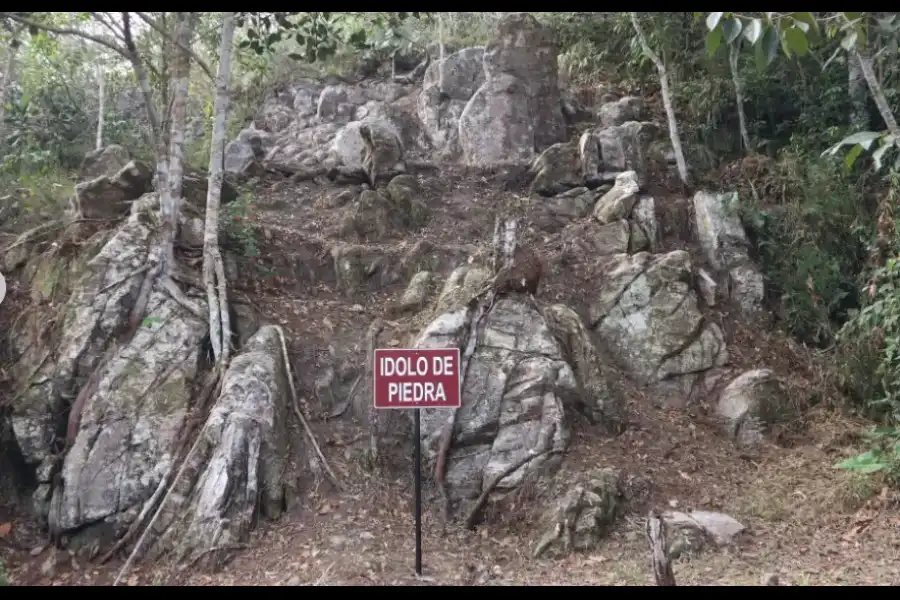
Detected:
[373,348,462,409]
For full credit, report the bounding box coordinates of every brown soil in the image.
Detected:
[2,165,899,587]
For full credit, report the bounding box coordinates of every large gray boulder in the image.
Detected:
[415,296,573,503]
[693,190,765,317]
[588,250,729,406]
[416,47,486,159]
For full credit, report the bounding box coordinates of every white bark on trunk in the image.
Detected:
[204,13,235,363]
[96,66,105,150]
[629,12,690,185]
[728,44,751,153]
[0,31,23,139]
[438,13,445,93]
[167,12,193,207]
[121,12,177,271]
[853,48,900,138]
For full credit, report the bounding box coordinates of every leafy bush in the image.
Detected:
[739,148,875,346]
[222,193,262,258]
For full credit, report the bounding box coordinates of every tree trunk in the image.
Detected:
[0,29,23,139]
[437,13,445,94]
[629,12,690,185]
[728,44,751,153]
[96,66,105,150]
[853,48,900,138]
[203,13,235,363]
[848,52,869,130]
[167,12,193,207]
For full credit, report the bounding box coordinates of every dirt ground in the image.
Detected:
[3,167,900,586]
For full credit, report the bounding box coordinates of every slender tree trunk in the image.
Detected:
[167,12,193,206]
[853,48,900,138]
[0,29,24,139]
[629,12,690,185]
[848,52,869,130]
[204,13,235,363]
[95,66,105,150]
[437,13,445,94]
[728,44,751,153]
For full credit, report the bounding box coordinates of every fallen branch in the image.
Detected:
[646,511,676,586]
[464,448,561,530]
[0,221,63,255]
[275,325,343,491]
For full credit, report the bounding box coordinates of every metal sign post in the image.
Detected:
[373,347,462,577]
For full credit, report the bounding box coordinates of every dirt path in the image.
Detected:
[5,405,897,586]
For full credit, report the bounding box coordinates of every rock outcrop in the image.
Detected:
[459,13,567,166]
[693,190,765,317]
[415,295,576,503]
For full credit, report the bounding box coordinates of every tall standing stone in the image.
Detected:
[458,13,567,166]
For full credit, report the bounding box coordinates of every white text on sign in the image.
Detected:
[381,355,455,404]
[373,348,462,409]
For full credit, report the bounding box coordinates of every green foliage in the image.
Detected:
[222,192,261,258]
[236,12,431,64]
[702,12,900,167]
[833,172,900,478]
[835,428,900,485]
[740,148,874,346]
[0,557,7,586]
[839,237,900,412]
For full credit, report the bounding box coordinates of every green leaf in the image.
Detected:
[841,131,883,149]
[784,26,809,56]
[706,26,723,56]
[706,12,725,31]
[723,18,743,44]
[744,18,763,44]
[792,11,820,43]
[822,131,883,157]
[834,450,887,474]
[844,143,863,170]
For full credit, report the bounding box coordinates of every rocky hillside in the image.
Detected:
[1,12,896,586]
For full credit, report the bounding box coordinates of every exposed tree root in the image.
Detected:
[96,264,151,295]
[112,364,223,586]
[275,324,343,491]
[434,217,518,528]
[464,447,561,530]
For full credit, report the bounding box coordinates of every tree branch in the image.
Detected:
[134,11,215,81]
[0,12,128,58]
[0,11,159,79]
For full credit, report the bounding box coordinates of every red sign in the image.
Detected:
[373,348,461,409]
